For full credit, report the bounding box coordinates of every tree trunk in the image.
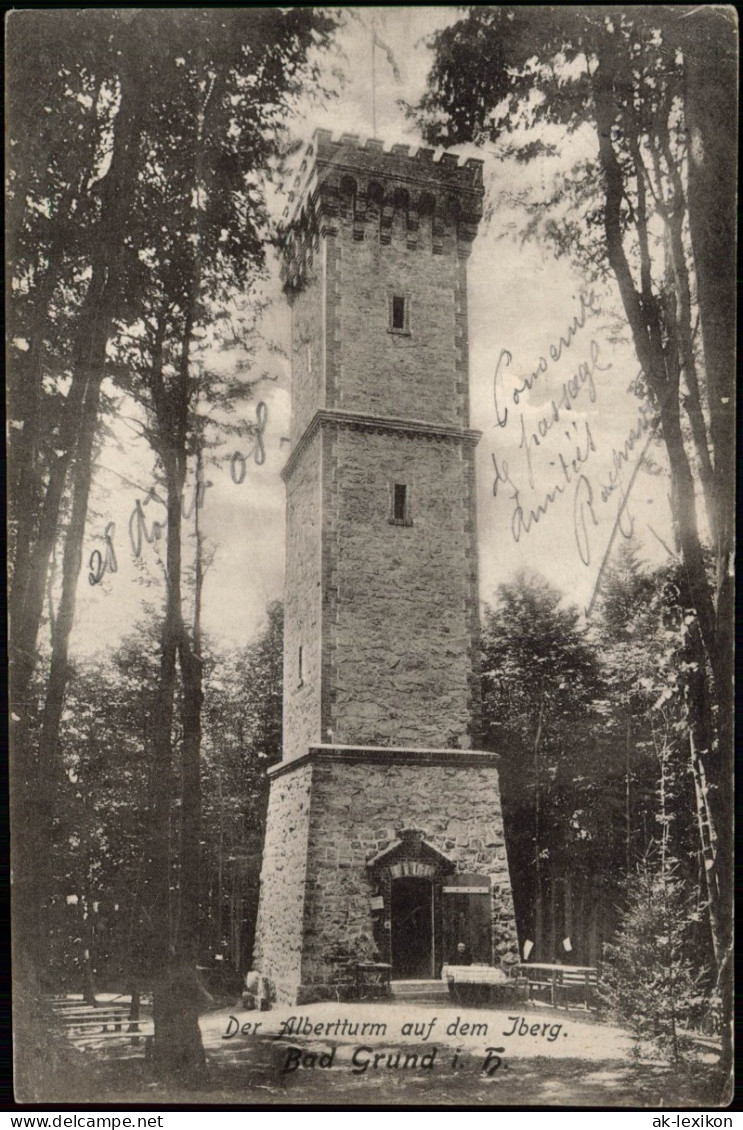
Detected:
[684,15,736,606]
[178,460,205,964]
[145,403,205,1080]
[128,980,141,1032]
[10,283,115,1005]
[36,375,104,949]
[683,15,736,1086]
[83,956,97,1008]
[152,959,207,1081]
[9,258,63,606]
[10,49,142,996]
[532,689,544,960]
[10,169,131,714]
[595,36,734,1088]
[146,562,186,1076]
[178,640,203,951]
[146,162,207,1075]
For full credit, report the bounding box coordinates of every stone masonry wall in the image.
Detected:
[288,253,325,447]
[288,167,471,447]
[297,757,519,1002]
[252,761,313,1005]
[283,140,483,755]
[259,139,510,1008]
[283,427,322,760]
[326,425,480,748]
[334,209,464,426]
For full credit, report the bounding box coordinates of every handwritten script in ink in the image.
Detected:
[88,400,269,586]
[489,291,656,567]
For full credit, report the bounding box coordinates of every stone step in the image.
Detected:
[390,979,449,999]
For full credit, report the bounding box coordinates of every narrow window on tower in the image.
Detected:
[389,293,410,334]
[298,645,304,687]
[394,483,406,521]
[390,483,412,526]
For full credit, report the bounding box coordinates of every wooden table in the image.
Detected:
[442,964,529,1006]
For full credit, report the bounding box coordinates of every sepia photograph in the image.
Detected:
[6,5,736,1111]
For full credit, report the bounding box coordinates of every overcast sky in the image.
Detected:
[73,8,676,658]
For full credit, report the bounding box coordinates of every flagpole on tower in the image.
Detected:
[371,20,377,136]
[368,14,402,139]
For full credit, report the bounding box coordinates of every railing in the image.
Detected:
[514,963,599,1010]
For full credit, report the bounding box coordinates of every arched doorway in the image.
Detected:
[367,829,457,980]
[390,876,434,978]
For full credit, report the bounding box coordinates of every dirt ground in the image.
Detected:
[14,998,725,1108]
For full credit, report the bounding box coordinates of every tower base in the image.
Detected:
[253,744,518,1006]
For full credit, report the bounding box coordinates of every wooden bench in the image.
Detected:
[354,962,392,1000]
[515,963,599,1010]
[50,998,129,1012]
[48,998,150,1049]
[57,1007,134,1031]
[70,1024,153,1045]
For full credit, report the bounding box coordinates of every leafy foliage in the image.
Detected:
[200,603,284,967]
[481,571,614,954]
[48,604,284,986]
[50,625,161,987]
[7,3,339,942]
[418,8,734,1078]
[601,851,707,1064]
[8,10,339,1077]
[483,558,712,973]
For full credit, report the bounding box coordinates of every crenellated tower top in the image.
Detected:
[280,129,484,294]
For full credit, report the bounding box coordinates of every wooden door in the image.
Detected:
[442,872,491,964]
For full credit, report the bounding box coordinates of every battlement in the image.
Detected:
[283,129,484,221]
[280,129,484,292]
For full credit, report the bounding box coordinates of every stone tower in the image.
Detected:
[253,131,517,1005]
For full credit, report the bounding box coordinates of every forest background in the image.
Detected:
[7,5,734,1096]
